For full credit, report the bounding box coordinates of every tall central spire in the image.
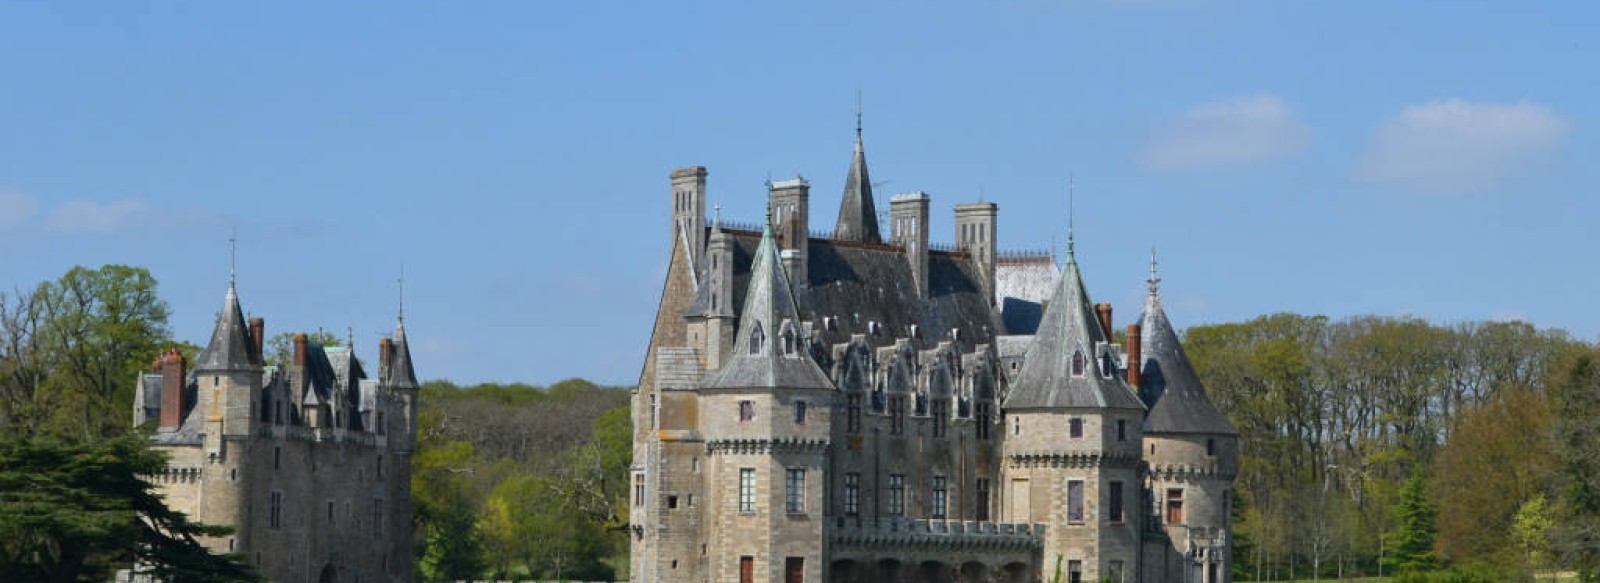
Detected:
[834,103,882,243]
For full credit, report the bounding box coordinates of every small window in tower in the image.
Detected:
[1117,419,1127,442]
[739,400,754,422]
[1069,418,1083,439]
[782,324,796,355]
[794,401,806,424]
[668,495,678,509]
[1071,351,1085,377]
[749,322,765,355]
[1207,438,1216,456]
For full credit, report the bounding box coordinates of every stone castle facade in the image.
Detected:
[633,129,1238,583]
[131,279,419,583]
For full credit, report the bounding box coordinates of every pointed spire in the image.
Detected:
[1003,248,1143,411]
[834,104,883,243]
[388,316,419,391]
[193,280,261,373]
[706,216,832,390]
[1139,268,1236,435]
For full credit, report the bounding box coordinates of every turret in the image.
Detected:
[387,317,420,451]
[191,280,263,455]
[683,207,737,371]
[834,123,882,243]
[890,192,930,298]
[670,166,708,274]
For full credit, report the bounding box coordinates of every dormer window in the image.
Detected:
[1071,351,1085,377]
[781,324,796,355]
[748,322,765,355]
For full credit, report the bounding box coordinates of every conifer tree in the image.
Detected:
[1384,472,1437,574]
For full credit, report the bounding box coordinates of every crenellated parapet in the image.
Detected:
[705,437,831,456]
[1006,450,1144,469]
[829,518,1044,553]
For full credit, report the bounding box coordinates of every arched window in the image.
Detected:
[748,322,765,355]
[1071,350,1086,377]
[781,324,796,355]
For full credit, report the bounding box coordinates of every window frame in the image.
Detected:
[739,468,757,514]
[785,468,806,514]
[1067,480,1085,524]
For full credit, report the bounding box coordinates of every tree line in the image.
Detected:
[1185,314,1600,582]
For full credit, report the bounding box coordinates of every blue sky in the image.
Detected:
[2,2,1595,386]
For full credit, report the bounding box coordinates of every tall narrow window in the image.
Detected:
[1117,419,1127,442]
[372,498,384,537]
[269,491,284,530]
[1071,351,1085,377]
[975,478,990,521]
[634,473,645,506]
[976,401,991,441]
[844,473,860,516]
[930,476,947,519]
[749,323,764,355]
[888,395,905,435]
[793,401,806,424]
[1067,480,1085,524]
[1109,481,1124,523]
[739,400,754,422]
[846,394,861,433]
[932,399,949,438]
[1166,489,1184,525]
[648,394,657,430]
[785,468,806,514]
[1207,438,1216,456]
[1069,418,1084,439]
[739,469,756,513]
[888,474,905,516]
[781,325,796,355]
[1068,560,1082,583]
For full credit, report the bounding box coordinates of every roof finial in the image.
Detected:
[397,264,406,323]
[855,89,863,143]
[228,226,238,288]
[1066,173,1076,257]
[1148,247,1161,296]
[713,195,722,230]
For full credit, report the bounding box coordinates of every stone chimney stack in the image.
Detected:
[248,317,265,361]
[954,202,998,305]
[293,333,309,367]
[670,166,708,273]
[768,177,810,286]
[1126,323,1142,388]
[158,348,186,430]
[891,192,931,298]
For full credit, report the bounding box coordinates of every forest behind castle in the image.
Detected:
[2,265,1599,582]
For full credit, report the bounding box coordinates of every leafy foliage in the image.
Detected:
[1551,354,1600,581]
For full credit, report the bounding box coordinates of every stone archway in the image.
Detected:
[957,561,989,583]
[1000,562,1031,583]
[318,563,337,583]
[876,558,905,583]
[830,559,865,583]
[918,560,955,583]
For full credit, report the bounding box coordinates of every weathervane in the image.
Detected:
[397,264,406,323]
[1148,248,1161,296]
[228,227,238,288]
[1066,173,1076,257]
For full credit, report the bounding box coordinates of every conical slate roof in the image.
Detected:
[1139,288,1237,435]
[833,134,882,243]
[192,283,260,373]
[1004,253,1144,411]
[707,219,834,390]
[388,319,419,390]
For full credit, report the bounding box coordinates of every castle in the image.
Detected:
[633,128,1238,583]
[130,277,419,583]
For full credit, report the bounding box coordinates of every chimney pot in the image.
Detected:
[248,318,265,361]
[1126,323,1143,389]
[159,347,187,429]
[293,333,309,367]
[1094,304,1114,338]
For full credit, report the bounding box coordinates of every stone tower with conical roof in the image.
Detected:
[834,121,882,244]
[1135,257,1239,583]
[1000,243,1146,583]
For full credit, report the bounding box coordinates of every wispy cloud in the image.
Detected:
[0,190,39,230]
[44,198,155,233]
[1358,99,1571,193]
[1140,94,1312,170]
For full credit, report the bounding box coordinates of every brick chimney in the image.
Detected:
[1094,303,1114,339]
[378,337,393,382]
[293,333,309,367]
[159,348,187,429]
[1126,323,1142,388]
[248,317,265,361]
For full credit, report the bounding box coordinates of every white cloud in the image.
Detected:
[1140,94,1312,170]
[0,190,39,230]
[44,198,154,233]
[1358,99,1571,193]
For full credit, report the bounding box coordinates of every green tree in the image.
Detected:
[0,434,261,583]
[1513,494,1554,575]
[1551,354,1600,581]
[1432,385,1556,569]
[411,409,486,580]
[1386,472,1438,574]
[263,330,339,368]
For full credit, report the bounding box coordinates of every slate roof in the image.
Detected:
[192,283,261,373]
[388,320,420,390]
[995,256,1058,334]
[833,135,882,243]
[1003,253,1144,411]
[706,222,835,390]
[1139,289,1237,436]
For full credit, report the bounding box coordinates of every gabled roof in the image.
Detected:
[192,283,261,373]
[706,220,833,390]
[1139,287,1237,435]
[833,134,882,243]
[1003,254,1144,411]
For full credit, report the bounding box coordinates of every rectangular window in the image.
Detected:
[1067,480,1084,524]
[1068,559,1083,583]
[274,446,281,470]
[1167,488,1185,525]
[1109,481,1124,523]
[740,556,755,583]
[649,394,657,429]
[976,402,991,441]
[975,478,990,521]
[1069,417,1084,439]
[794,401,807,424]
[889,395,905,435]
[786,468,806,514]
[372,498,384,537]
[269,491,283,530]
[376,455,384,479]
[931,476,947,519]
[634,473,645,506]
[1207,438,1216,456]
[888,474,905,516]
[739,400,754,422]
[847,394,861,433]
[1117,419,1127,442]
[739,468,756,513]
[844,473,860,516]
[932,399,949,438]
[785,557,804,583]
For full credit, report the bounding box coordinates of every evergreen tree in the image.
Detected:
[1384,472,1438,574]
[1551,354,1600,582]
